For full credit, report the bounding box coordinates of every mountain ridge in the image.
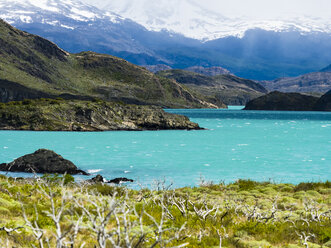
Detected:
[0,19,219,108]
[2,0,331,80]
[259,71,331,94]
[157,69,267,105]
[101,0,331,41]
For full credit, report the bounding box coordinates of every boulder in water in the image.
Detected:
[108,177,134,184]
[0,149,88,175]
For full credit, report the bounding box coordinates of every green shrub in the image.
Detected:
[294,181,331,192]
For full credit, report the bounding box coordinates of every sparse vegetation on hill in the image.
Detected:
[157,70,267,105]
[0,19,216,109]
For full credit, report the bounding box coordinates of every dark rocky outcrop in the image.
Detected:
[87,174,134,184]
[0,79,52,103]
[108,178,134,184]
[88,174,106,183]
[0,149,88,175]
[314,90,331,111]
[0,98,202,131]
[244,91,319,111]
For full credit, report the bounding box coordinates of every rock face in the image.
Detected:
[244,91,319,111]
[88,174,106,183]
[0,79,52,103]
[0,149,88,175]
[0,99,202,131]
[314,90,331,111]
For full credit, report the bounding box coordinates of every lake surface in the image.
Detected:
[1,107,330,188]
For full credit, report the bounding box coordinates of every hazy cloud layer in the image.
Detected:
[82,0,331,19]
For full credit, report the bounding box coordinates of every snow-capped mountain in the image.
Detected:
[0,0,122,27]
[1,0,331,80]
[0,0,163,56]
[101,0,331,41]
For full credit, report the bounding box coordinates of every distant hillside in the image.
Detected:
[0,19,218,108]
[259,72,331,94]
[143,64,172,73]
[320,64,331,72]
[184,66,231,76]
[157,70,267,105]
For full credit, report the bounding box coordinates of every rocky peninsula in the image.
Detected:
[0,98,201,131]
[244,91,321,111]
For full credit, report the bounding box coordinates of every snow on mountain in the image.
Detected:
[0,0,123,29]
[101,0,331,41]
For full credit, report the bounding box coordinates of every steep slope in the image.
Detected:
[314,90,331,111]
[244,91,319,111]
[0,19,215,108]
[157,70,267,105]
[0,0,150,55]
[320,64,331,72]
[260,72,331,93]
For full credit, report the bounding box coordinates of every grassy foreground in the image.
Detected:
[0,175,330,248]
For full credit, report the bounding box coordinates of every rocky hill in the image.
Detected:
[0,98,201,131]
[0,19,216,109]
[157,70,267,105]
[244,91,320,111]
[314,90,331,111]
[259,72,331,94]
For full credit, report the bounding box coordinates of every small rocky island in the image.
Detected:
[0,98,201,131]
[0,149,88,175]
[244,91,331,111]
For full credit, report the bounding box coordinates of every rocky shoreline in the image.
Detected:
[0,98,202,131]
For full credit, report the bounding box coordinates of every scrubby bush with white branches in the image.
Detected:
[0,175,330,247]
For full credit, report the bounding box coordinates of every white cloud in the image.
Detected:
[82,0,331,20]
[200,0,331,19]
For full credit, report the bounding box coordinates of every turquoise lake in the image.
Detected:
[0,107,330,188]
